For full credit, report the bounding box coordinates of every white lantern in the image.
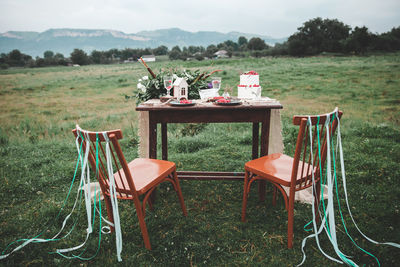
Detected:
[173,77,189,100]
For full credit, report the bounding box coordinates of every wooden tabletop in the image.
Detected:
[136,98,283,111]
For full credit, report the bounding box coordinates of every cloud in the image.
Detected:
[0,0,399,37]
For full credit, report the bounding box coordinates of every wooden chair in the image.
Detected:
[241,108,343,248]
[72,127,187,250]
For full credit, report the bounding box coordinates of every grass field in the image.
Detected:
[0,54,399,266]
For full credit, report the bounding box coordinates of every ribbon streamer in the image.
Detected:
[297,110,399,266]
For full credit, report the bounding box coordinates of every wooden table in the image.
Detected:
[136,100,283,193]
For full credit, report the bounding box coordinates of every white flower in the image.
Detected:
[142,75,149,80]
[138,78,142,82]
[183,71,193,79]
[137,83,146,93]
[173,74,178,79]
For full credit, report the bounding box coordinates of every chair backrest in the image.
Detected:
[72,126,138,199]
[290,108,343,191]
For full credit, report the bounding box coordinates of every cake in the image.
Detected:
[238,71,261,99]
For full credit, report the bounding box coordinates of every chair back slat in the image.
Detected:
[304,125,314,185]
[109,135,137,197]
[97,141,111,188]
[88,140,110,190]
[72,127,138,199]
[108,142,130,198]
[291,108,343,191]
[299,124,308,183]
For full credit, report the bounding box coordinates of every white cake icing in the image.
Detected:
[240,73,259,86]
[238,71,261,99]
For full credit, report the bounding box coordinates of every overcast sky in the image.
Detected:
[1,0,399,38]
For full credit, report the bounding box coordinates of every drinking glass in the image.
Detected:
[211,77,221,90]
[163,76,173,96]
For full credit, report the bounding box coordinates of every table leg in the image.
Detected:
[260,109,271,156]
[252,123,259,160]
[162,123,168,160]
[149,116,157,204]
[149,115,157,159]
[258,110,271,201]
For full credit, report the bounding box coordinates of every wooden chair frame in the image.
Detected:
[72,127,187,250]
[241,108,343,248]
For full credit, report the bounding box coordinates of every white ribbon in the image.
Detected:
[336,114,400,249]
[102,132,123,262]
[0,134,86,260]
[298,111,399,266]
[56,127,123,261]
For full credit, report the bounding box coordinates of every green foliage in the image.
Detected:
[168,46,182,60]
[247,37,268,50]
[238,36,248,47]
[288,17,351,56]
[70,48,89,65]
[153,45,169,56]
[3,49,32,67]
[43,50,54,59]
[134,68,210,103]
[344,26,374,54]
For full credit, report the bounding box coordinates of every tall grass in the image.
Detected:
[0,54,399,266]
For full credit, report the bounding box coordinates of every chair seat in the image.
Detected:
[114,158,176,195]
[245,153,314,187]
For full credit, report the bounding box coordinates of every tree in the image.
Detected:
[247,37,267,50]
[153,45,169,56]
[373,27,400,51]
[7,49,31,67]
[8,49,23,66]
[344,26,373,54]
[70,49,89,65]
[238,36,248,47]
[43,50,54,59]
[223,40,239,51]
[168,46,182,60]
[35,57,46,67]
[43,50,56,66]
[90,50,103,64]
[204,44,218,58]
[188,46,202,55]
[54,53,67,65]
[288,17,351,56]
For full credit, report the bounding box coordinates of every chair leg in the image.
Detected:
[287,195,295,249]
[104,195,115,233]
[133,197,151,250]
[314,180,321,224]
[147,197,154,211]
[241,170,250,222]
[272,186,277,206]
[173,170,187,216]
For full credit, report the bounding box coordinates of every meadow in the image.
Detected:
[0,54,399,266]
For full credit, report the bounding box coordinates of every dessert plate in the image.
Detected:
[214,100,242,106]
[169,100,195,106]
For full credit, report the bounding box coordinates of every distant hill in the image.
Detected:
[0,28,287,57]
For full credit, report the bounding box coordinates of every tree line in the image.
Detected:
[1,17,399,69]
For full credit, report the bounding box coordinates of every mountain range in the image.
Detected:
[0,28,287,57]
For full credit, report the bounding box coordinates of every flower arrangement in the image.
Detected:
[134,58,221,103]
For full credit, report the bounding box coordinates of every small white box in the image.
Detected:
[199,88,219,99]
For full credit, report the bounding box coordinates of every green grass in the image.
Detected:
[0,54,399,266]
